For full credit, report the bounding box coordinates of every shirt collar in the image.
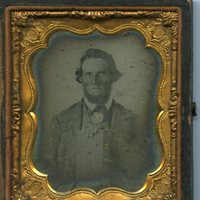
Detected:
[84,96,113,111]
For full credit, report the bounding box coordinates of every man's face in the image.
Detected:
[81,58,113,104]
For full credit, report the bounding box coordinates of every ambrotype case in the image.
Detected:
[0,0,192,199]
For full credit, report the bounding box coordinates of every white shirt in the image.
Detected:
[83,96,113,111]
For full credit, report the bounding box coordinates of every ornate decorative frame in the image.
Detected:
[4,6,182,200]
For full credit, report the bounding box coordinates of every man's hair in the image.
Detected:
[75,48,122,83]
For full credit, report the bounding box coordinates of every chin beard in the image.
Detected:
[84,91,111,104]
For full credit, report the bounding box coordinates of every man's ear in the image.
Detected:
[75,67,83,84]
[79,77,82,84]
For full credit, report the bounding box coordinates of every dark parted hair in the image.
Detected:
[75,48,122,83]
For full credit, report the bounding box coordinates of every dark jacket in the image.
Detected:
[41,100,152,192]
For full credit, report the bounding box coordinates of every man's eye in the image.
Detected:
[85,72,92,76]
[99,72,106,76]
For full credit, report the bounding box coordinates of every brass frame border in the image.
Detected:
[4,6,182,200]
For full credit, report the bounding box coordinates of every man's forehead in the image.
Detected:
[82,58,110,71]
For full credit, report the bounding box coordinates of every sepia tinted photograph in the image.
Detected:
[32,30,162,192]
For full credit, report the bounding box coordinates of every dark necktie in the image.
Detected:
[94,105,107,116]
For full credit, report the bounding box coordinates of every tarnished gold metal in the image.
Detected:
[5,6,182,200]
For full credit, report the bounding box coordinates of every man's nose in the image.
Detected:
[91,73,100,84]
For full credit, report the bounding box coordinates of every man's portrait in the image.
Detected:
[33,31,162,192]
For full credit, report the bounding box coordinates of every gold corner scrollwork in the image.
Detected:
[160,12,179,51]
[9,7,181,200]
